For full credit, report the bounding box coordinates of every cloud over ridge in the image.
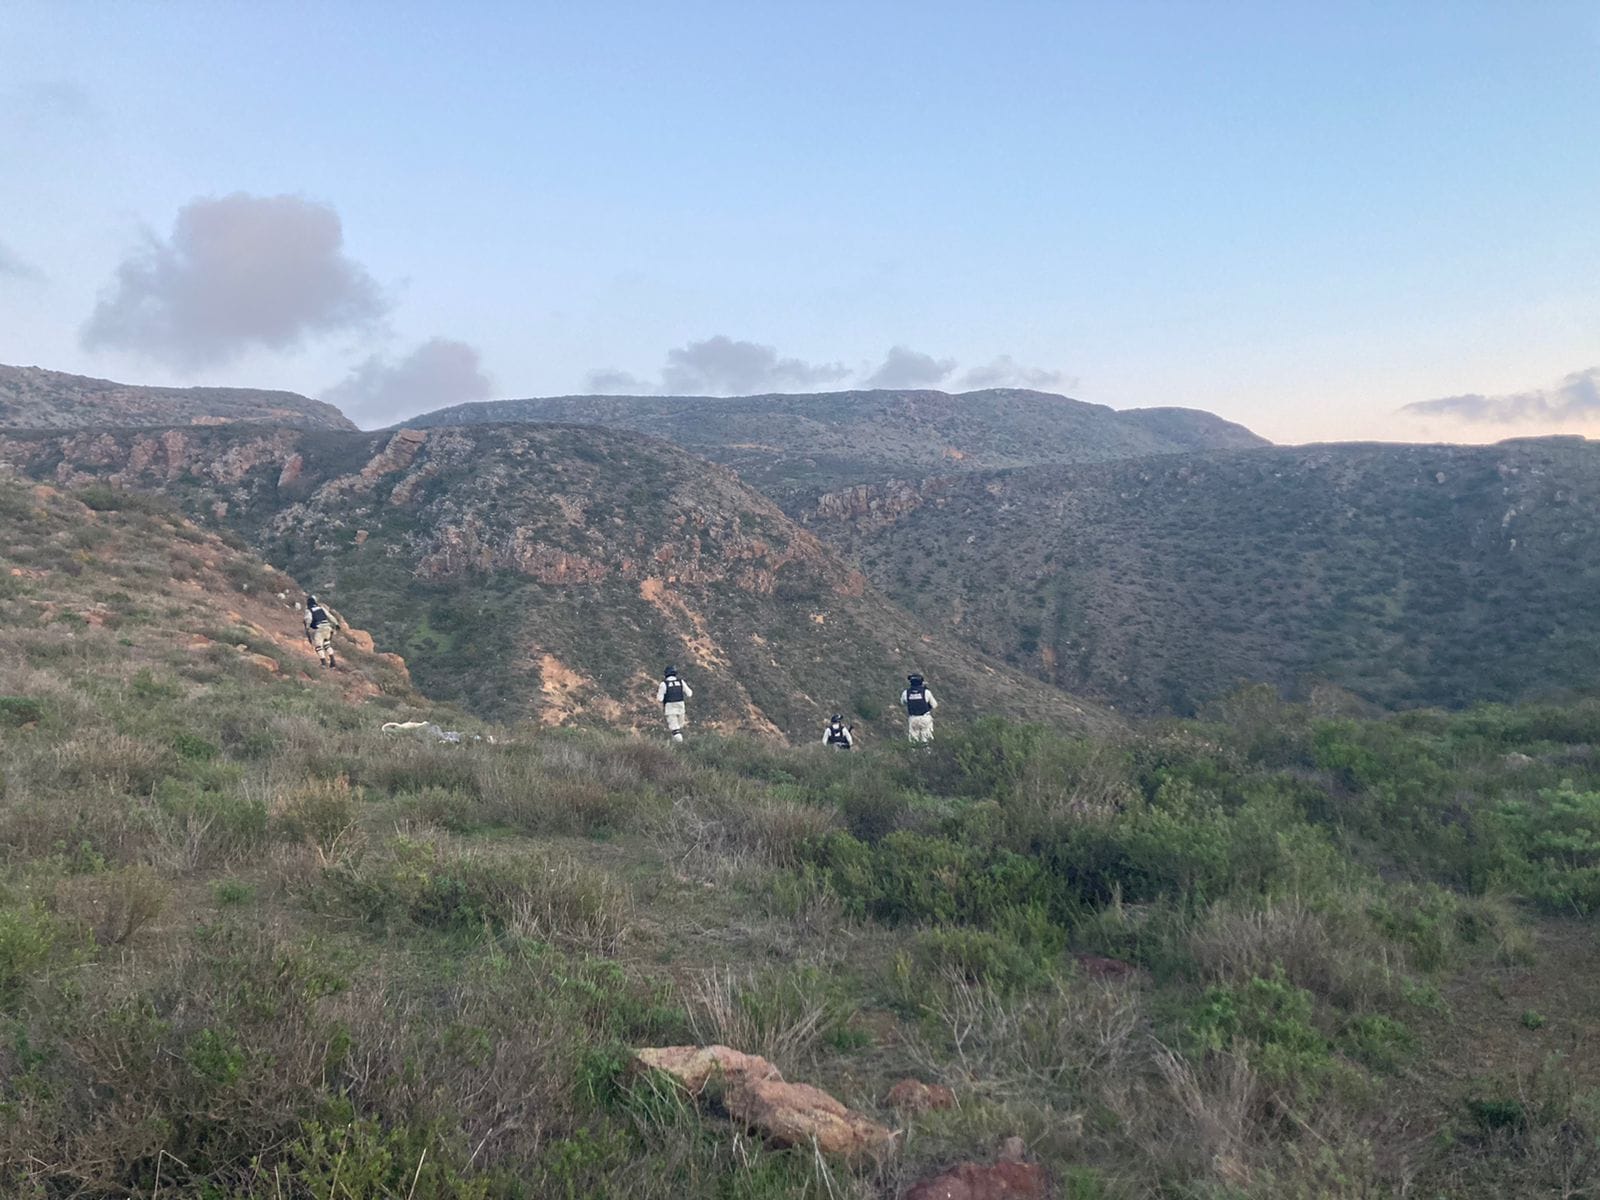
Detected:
[589,336,1067,397]
[82,192,386,368]
[325,337,492,425]
[1402,367,1600,425]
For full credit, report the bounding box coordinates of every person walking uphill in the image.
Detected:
[900,673,938,744]
[657,665,693,743]
[302,594,343,669]
[823,714,854,750]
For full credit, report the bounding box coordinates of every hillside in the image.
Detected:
[0,473,422,713]
[0,423,1109,739]
[4,481,1598,1196]
[810,438,1600,714]
[402,387,1268,504]
[0,363,356,431]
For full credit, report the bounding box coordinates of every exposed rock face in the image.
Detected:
[904,1138,1047,1200]
[634,1045,894,1160]
[886,1079,957,1113]
[810,478,951,530]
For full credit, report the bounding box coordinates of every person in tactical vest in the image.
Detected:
[302,594,343,669]
[900,673,938,743]
[822,714,854,750]
[656,665,693,743]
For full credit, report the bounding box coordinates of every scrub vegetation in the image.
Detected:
[826,437,1600,716]
[4,477,1598,1198]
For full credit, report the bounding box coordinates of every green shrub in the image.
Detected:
[0,903,83,1012]
[169,730,219,762]
[1337,1013,1414,1071]
[287,1118,491,1200]
[212,879,256,906]
[912,919,1057,993]
[1190,968,1332,1095]
[1494,782,1600,913]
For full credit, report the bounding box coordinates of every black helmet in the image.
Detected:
[908,673,923,685]
[664,665,677,678]
[831,713,843,724]
[305,594,317,606]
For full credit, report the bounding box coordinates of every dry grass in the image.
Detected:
[684,966,836,1067]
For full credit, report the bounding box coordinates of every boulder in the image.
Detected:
[633,1044,780,1094]
[886,1078,957,1113]
[634,1044,894,1159]
[733,1076,896,1157]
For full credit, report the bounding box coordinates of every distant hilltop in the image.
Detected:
[0,363,356,432]
[398,387,1270,502]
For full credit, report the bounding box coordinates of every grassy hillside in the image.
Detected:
[0,425,1108,740]
[4,475,1598,1197]
[402,388,1268,505]
[816,438,1600,714]
[0,362,356,432]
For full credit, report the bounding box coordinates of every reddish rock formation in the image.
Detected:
[904,1139,1047,1200]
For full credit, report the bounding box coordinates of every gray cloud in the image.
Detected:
[324,337,492,425]
[959,355,1070,391]
[0,239,41,281]
[587,338,1073,397]
[82,192,387,368]
[862,345,957,389]
[1401,367,1600,425]
[584,367,649,393]
[658,335,850,395]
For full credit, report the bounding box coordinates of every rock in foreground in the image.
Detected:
[634,1044,895,1159]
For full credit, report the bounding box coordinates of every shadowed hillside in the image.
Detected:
[0,424,1110,739]
[401,388,1268,505]
[0,363,356,432]
[810,437,1600,714]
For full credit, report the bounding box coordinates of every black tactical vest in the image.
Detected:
[308,604,330,628]
[663,678,685,704]
[904,686,932,716]
[826,725,851,748]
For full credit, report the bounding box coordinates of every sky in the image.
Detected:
[1,1,1597,442]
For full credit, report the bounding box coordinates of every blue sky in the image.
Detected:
[1,1,1596,441]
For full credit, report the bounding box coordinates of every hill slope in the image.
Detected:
[0,470,423,720]
[6,480,1600,1198]
[810,438,1600,713]
[403,388,1268,504]
[0,424,1110,739]
[0,363,356,431]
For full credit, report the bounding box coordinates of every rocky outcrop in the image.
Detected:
[810,478,951,530]
[634,1045,894,1160]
